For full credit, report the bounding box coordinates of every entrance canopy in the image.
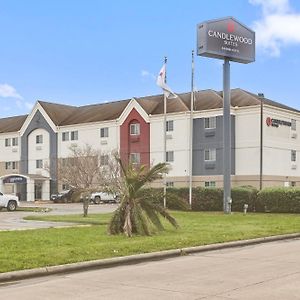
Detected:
[0,174,50,201]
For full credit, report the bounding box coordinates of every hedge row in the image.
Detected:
[143,186,300,213]
[68,186,300,213]
[141,186,257,212]
[256,187,300,213]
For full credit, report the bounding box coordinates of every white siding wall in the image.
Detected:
[235,107,260,175]
[150,113,190,177]
[0,133,21,163]
[235,105,300,177]
[58,121,119,158]
[263,106,300,176]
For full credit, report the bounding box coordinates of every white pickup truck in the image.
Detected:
[90,192,119,204]
[0,192,20,211]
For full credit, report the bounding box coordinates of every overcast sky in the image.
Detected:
[1,0,300,117]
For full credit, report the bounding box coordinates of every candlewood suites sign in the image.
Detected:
[197,17,255,64]
[266,117,291,128]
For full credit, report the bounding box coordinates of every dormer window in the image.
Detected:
[130,123,140,135]
[36,135,43,144]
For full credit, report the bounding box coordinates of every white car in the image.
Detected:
[0,192,20,211]
[90,192,119,204]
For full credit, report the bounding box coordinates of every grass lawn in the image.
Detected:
[1,211,300,273]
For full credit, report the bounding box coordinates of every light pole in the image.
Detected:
[258,93,264,191]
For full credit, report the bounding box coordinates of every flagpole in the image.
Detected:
[189,50,195,208]
[163,56,167,208]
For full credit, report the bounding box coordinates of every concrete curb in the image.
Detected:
[1,232,300,283]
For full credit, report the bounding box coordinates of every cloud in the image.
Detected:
[0,83,23,99]
[250,0,300,56]
[141,70,156,80]
[25,102,34,110]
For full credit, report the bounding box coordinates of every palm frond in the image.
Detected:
[139,199,164,231]
[131,203,151,236]
[108,160,178,236]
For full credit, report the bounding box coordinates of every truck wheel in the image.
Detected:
[94,196,101,204]
[7,200,17,211]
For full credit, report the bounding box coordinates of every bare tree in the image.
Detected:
[55,144,121,195]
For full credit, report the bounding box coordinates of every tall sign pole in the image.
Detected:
[197,17,255,214]
[189,50,195,208]
[223,58,231,213]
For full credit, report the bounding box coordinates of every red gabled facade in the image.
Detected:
[120,108,150,167]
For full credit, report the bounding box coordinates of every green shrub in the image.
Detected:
[140,188,190,211]
[192,187,223,211]
[190,186,257,212]
[257,187,300,213]
[231,186,258,212]
[141,186,258,212]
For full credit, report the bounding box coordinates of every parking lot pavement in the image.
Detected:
[0,202,117,231]
[1,238,300,299]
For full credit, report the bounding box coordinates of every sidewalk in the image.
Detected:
[1,238,300,299]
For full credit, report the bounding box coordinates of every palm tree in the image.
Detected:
[108,159,179,237]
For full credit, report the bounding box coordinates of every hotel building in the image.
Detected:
[0,88,299,201]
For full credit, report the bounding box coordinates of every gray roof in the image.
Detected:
[0,89,298,133]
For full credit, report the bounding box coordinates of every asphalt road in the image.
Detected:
[0,203,117,230]
[1,238,300,299]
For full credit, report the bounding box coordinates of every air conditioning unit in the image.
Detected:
[36,146,42,151]
[12,147,18,152]
[291,132,297,139]
[291,164,297,170]
[101,140,108,145]
[166,134,173,140]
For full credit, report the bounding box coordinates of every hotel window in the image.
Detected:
[291,181,296,187]
[6,161,17,170]
[100,127,109,138]
[291,119,296,131]
[71,130,78,141]
[36,135,43,144]
[204,117,216,129]
[130,153,140,164]
[166,151,174,162]
[166,181,174,188]
[205,181,216,188]
[130,123,140,135]
[291,150,297,162]
[166,120,174,132]
[5,162,11,170]
[100,154,109,166]
[62,132,69,141]
[36,159,43,169]
[12,137,18,146]
[204,149,216,161]
[5,138,11,147]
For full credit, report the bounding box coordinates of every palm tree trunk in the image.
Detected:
[123,202,132,237]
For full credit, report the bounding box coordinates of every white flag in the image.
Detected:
[156,64,177,98]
